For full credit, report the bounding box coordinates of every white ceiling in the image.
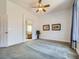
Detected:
[9,0,74,13]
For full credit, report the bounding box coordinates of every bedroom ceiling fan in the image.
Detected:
[33,0,50,12]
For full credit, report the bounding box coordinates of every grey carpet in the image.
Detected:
[0,40,78,59]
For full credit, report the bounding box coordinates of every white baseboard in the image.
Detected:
[0,45,8,48]
[7,41,26,47]
[40,38,70,43]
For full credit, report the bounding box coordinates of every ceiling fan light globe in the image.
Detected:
[39,8,42,11]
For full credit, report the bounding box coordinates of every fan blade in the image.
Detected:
[36,9,39,12]
[43,9,46,12]
[32,6,38,8]
[44,4,50,7]
[39,0,42,3]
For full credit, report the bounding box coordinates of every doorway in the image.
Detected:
[25,20,32,40]
[27,24,32,39]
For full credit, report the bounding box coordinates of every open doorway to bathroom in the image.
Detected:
[27,24,32,39]
[25,20,32,40]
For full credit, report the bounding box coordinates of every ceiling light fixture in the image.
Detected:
[33,0,50,13]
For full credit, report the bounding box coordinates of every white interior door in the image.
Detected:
[0,15,8,47]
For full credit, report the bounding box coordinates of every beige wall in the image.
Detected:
[0,0,72,47]
[37,9,72,42]
[0,0,6,16]
[7,0,39,46]
[0,0,39,47]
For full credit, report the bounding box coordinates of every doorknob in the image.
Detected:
[5,32,8,34]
